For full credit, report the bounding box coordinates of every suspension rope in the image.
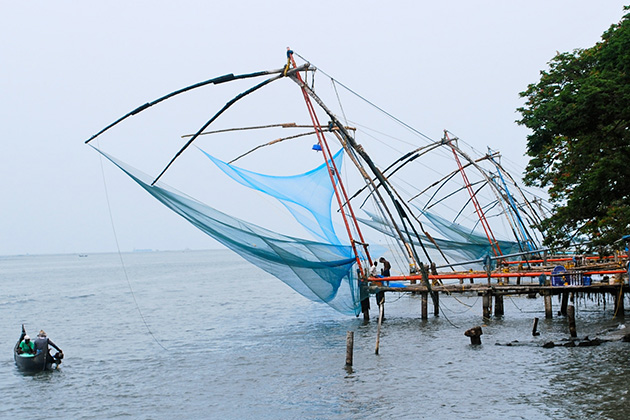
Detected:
[293,52,435,144]
[95,142,168,351]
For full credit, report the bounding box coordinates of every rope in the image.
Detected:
[294,52,434,143]
[439,295,479,314]
[96,142,168,351]
[331,79,349,127]
[438,304,460,328]
[507,294,524,312]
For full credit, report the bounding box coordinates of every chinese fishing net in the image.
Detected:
[358,209,520,263]
[93,146,362,316]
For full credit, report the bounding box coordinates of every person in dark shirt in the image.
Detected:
[379,257,391,277]
[375,257,391,314]
[34,330,63,366]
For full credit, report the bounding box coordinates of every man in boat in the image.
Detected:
[34,330,63,366]
[17,335,36,355]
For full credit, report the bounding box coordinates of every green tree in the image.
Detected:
[517,6,630,250]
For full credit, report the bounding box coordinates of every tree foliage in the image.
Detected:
[517,6,630,250]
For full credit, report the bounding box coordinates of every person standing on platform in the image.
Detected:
[369,260,378,277]
[375,257,391,316]
[379,257,391,277]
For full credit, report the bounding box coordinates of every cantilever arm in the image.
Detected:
[151,73,284,185]
[85,67,289,145]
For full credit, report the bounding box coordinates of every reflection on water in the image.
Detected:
[0,251,628,419]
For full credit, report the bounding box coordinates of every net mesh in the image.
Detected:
[199,147,344,245]
[94,146,361,315]
[359,209,520,263]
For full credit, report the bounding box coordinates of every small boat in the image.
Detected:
[14,325,60,372]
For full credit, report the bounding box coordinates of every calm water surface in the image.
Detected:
[1,250,629,419]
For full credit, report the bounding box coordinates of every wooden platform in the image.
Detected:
[367,279,628,320]
[373,281,629,297]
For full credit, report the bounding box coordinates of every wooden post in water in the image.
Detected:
[345,331,354,366]
[560,292,569,316]
[421,292,428,320]
[544,291,553,319]
[494,294,504,317]
[433,291,440,317]
[375,301,384,354]
[464,326,483,345]
[614,286,625,317]
[567,305,577,338]
[482,292,492,319]
[532,317,540,336]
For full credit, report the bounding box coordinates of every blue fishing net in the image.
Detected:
[199,147,344,245]
[421,210,520,257]
[359,209,520,263]
[93,147,361,315]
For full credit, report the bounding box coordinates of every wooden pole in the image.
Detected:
[433,291,440,317]
[464,326,483,345]
[345,331,354,366]
[614,286,625,317]
[532,317,540,336]
[567,305,577,338]
[375,301,384,354]
[544,291,553,319]
[560,291,569,316]
[494,294,504,317]
[421,292,428,320]
[482,292,492,319]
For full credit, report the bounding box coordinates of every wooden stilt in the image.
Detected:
[359,280,370,322]
[560,292,569,316]
[614,286,625,317]
[494,294,504,317]
[421,292,428,320]
[375,301,384,354]
[544,291,553,319]
[361,299,369,322]
[568,305,577,338]
[482,292,492,319]
[345,331,354,366]
[433,291,440,317]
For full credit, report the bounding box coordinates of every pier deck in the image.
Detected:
[366,263,629,320]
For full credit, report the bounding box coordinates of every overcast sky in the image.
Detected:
[1,1,627,256]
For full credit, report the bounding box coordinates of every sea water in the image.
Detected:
[0,250,629,419]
